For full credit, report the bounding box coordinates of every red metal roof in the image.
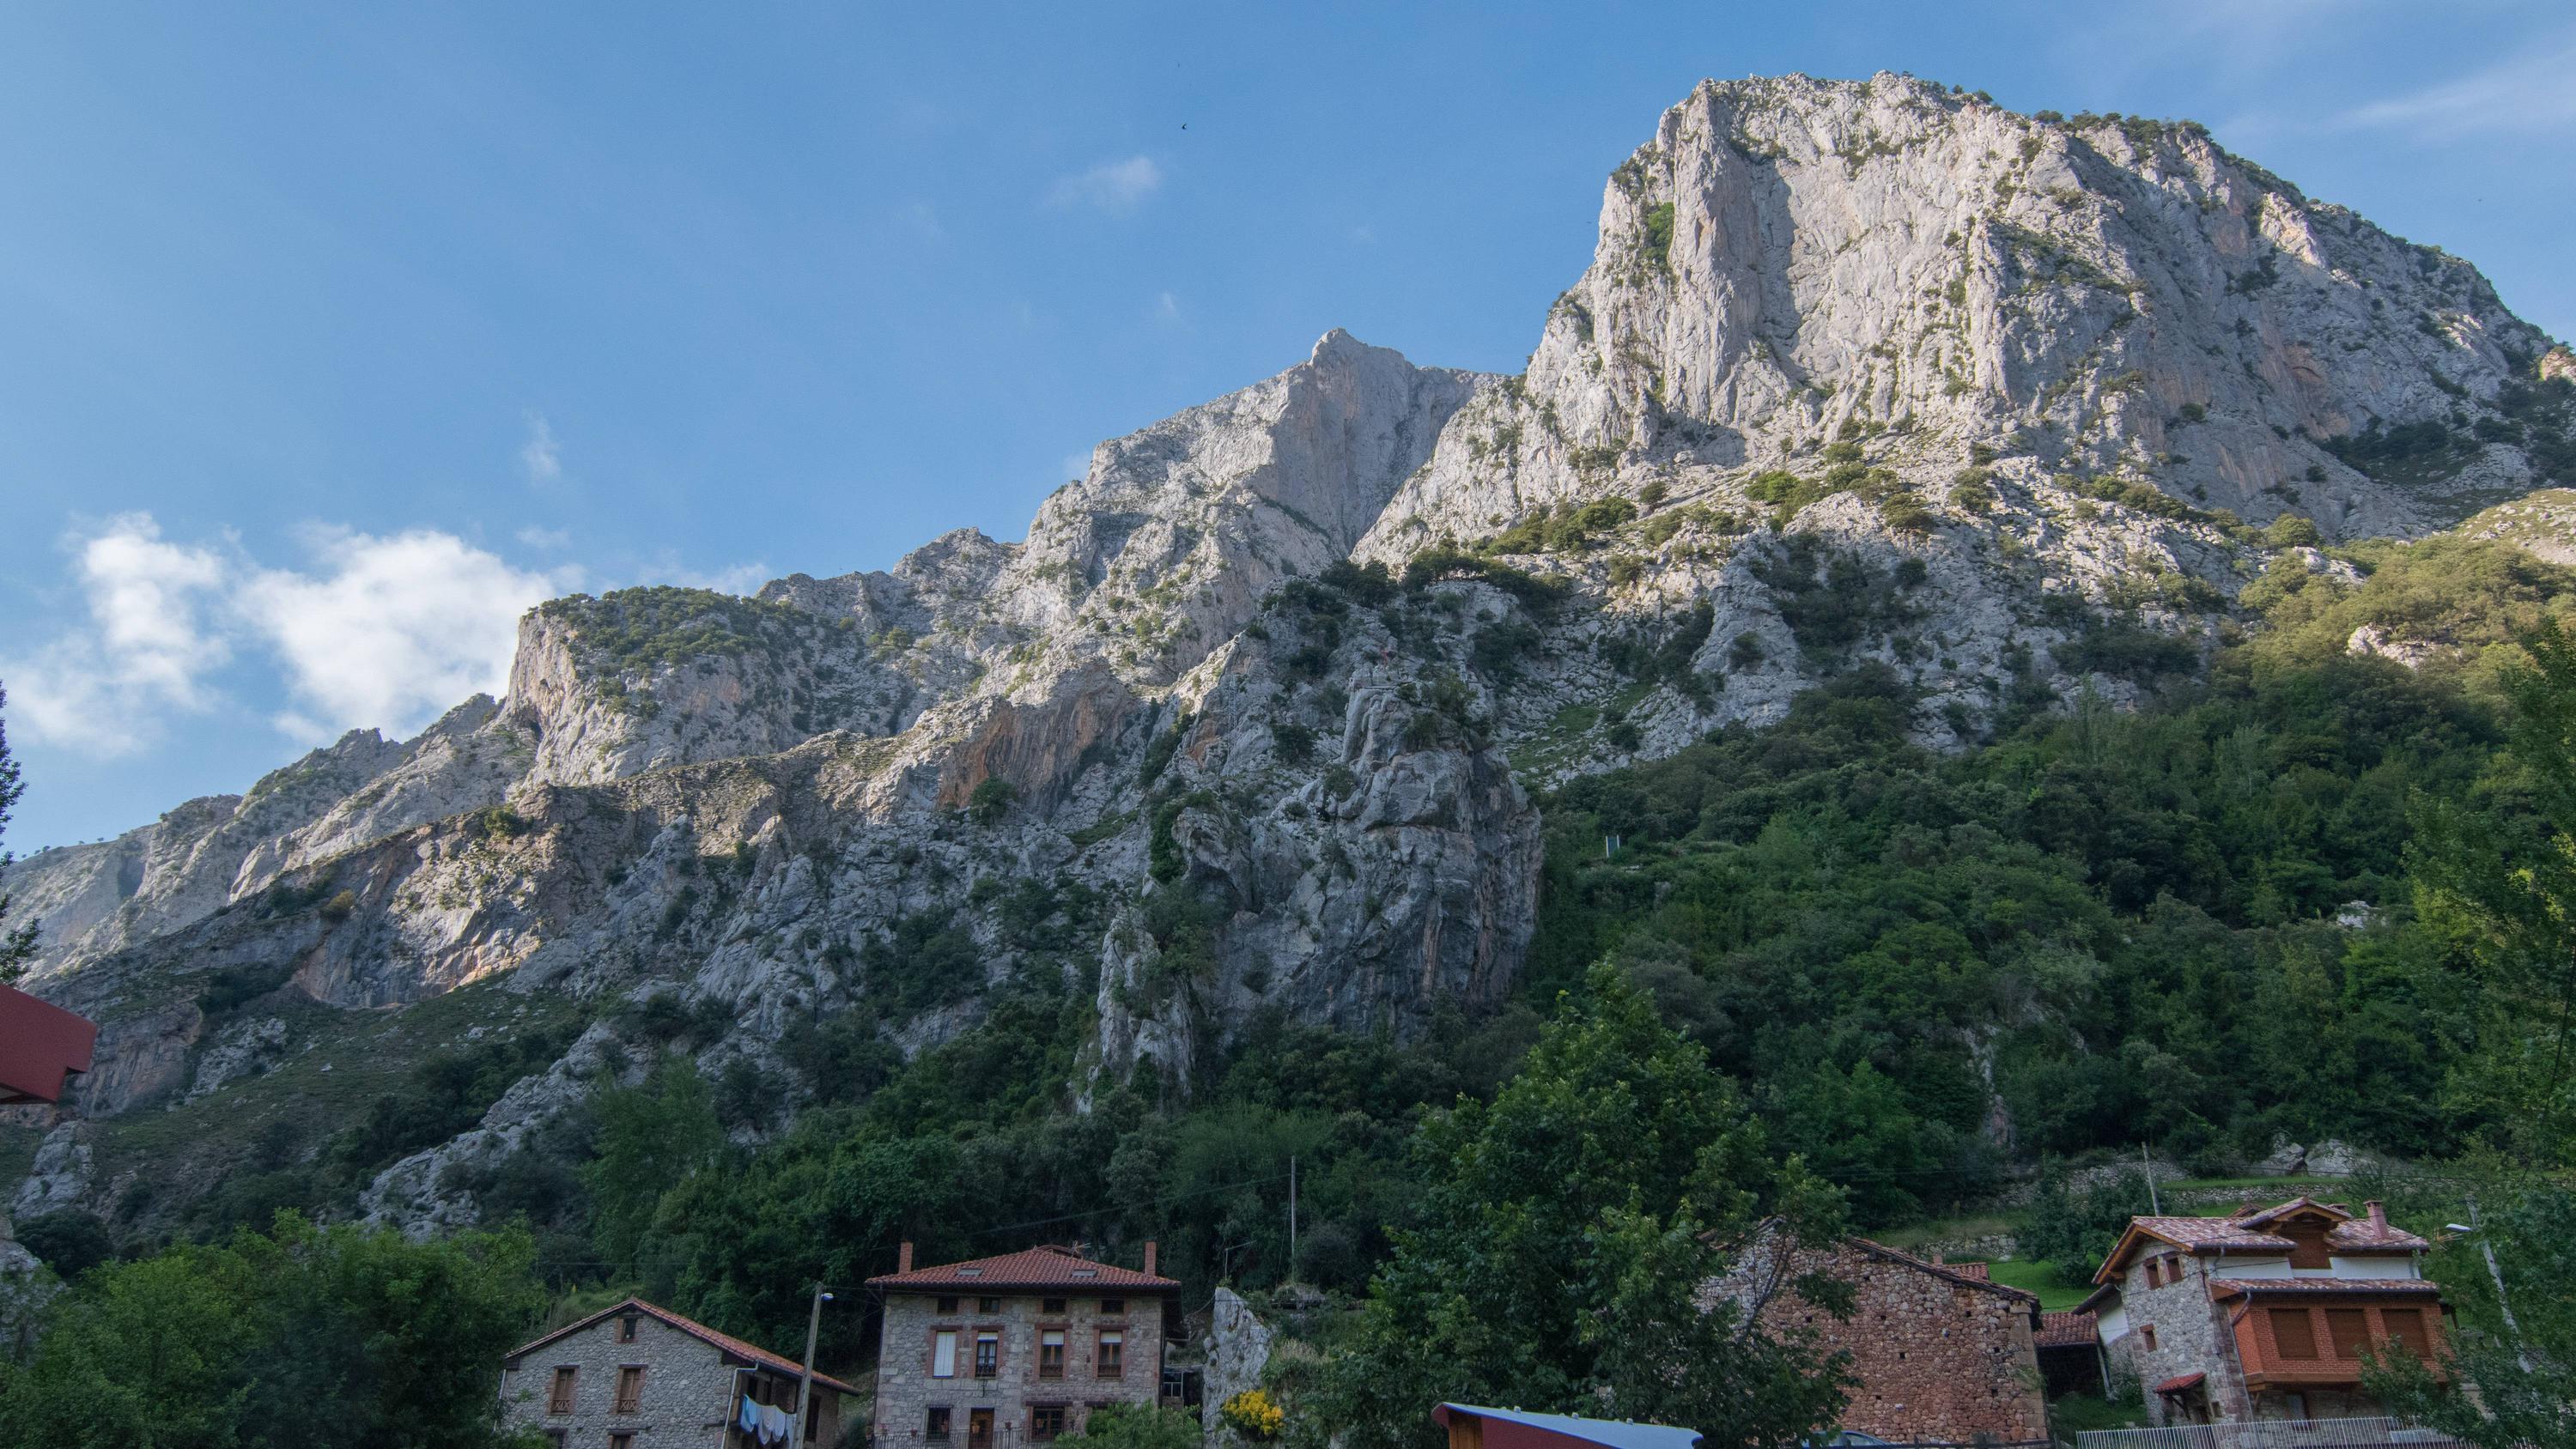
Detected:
[505,1297,860,1395]
[866,1244,1179,1294]
[0,985,96,1106]
[2154,1372,2206,1395]
[2036,1311,2099,1349]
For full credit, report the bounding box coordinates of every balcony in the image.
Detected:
[2077,1419,2459,1449]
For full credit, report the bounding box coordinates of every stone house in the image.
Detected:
[1717,1234,2048,1445]
[2083,1197,2450,1425]
[866,1243,1181,1449]
[499,1297,855,1449]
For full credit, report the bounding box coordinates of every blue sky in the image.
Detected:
[5,0,2573,850]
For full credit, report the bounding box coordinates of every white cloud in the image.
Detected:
[3,513,568,757]
[516,524,572,549]
[2331,36,2576,138]
[239,527,567,745]
[1047,155,1163,211]
[4,514,231,755]
[519,412,562,483]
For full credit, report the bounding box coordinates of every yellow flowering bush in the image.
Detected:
[1219,1389,1284,1441]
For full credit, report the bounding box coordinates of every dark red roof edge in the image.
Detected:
[504,1297,860,1395]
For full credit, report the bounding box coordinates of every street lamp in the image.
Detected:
[799,1285,837,1444]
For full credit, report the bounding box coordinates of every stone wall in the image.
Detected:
[2100,1252,2246,1426]
[1739,1240,2047,1444]
[872,1291,1168,1448]
[500,1310,841,1449]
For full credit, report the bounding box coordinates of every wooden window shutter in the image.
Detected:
[2270,1308,2318,1359]
[2326,1308,2369,1358]
[2383,1308,2431,1357]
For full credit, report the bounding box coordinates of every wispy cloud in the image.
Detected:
[4,514,231,755]
[3,513,568,756]
[2330,34,2576,138]
[519,411,562,483]
[240,527,567,744]
[1048,155,1163,211]
[516,525,572,549]
[1154,290,1183,325]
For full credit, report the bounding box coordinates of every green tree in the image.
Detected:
[0,1214,544,1449]
[2409,620,2576,1160]
[1314,964,1852,1449]
[2363,1172,2576,1449]
[1054,1404,1204,1449]
[581,1059,725,1278]
[0,684,39,981]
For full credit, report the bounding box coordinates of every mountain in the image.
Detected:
[4,72,2569,1235]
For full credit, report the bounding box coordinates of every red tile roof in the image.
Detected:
[505,1298,860,1395]
[2154,1372,2206,1395]
[2208,1277,2442,1300]
[2037,1311,2099,1349]
[2095,1197,2428,1282]
[1848,1239,2039,1306]
[866,1245,1179,1294]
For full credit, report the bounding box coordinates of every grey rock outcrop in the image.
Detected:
[3,72,2565,1234]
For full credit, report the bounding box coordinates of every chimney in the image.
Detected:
[2366,1201,2388,1231]
[1142,1240,1158,1276]
[898,1240,914,1273]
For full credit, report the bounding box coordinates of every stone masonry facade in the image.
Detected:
[501,1301,846,1449]
[2104,1249,2251,1425]
[872,1287,1167,1449]
[1738,1239,2048,1444]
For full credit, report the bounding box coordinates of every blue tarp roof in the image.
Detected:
[1439,1404,1703,1449]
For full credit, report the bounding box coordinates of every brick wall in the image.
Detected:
[501,1312,842,1449]
[872,1292,1168,1449]
[1743,1241,2046,1444]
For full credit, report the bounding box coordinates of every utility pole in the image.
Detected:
[798,1282,834,1445]
[1288,1155,1299,1279]
[2142,1142,2160,1214]
[2466,1197,2534,1373]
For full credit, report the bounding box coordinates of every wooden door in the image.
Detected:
[969,1408,994,1449]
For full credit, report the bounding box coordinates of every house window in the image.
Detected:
[2384,1308,2431,1358]
[938,1295,961,1314]
[974,1331,999,1378]
[611,1436,635,1449]
[1099,1298,1124,1315]
[932,1329,960,1379]
[1097,1329,1124,1379]
[548,1367,579,1415]
[979,1297,1002,1313]
[927,1409,953,1441]
[1031,1406,1067,1442]
[613,1364,647,1413]
[2326,1307,2370,1358]
[2140,1325,2159,1352]
[2271,1309,2318,1359]
[1042,1297,1068,1314]
[1040,1329,1067,1379]
[2142,1260,2159,1288]
[617,1314,641,1344]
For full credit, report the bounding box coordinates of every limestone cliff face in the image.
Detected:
[4,72,2568,1234]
